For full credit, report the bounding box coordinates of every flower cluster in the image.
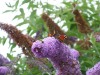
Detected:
[31,37,82,75]
[0,23,34,56]
[86,62,100,75]
[0,54,10,75]
[94,34,100,42]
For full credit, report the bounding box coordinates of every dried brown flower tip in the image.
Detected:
[41,13,65,35]
[73,9,92,34]
[0,22,35,56]
[41,13,76,45]
[94,32,100,35]
[77,38,92,49]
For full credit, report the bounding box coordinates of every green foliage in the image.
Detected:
[1,0,100,75]
[0,36,7,46]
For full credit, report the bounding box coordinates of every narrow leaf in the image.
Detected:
[20,8,25,18]
[21,0,30,5]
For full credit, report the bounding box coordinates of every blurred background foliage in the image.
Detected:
[0,0,100,75]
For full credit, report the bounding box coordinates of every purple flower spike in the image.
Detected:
[31,37,82,75]
[86,62,100,75]
[70,49,80,59]
[0,54,11,75]
[0,54,10,66]
[0,66,10,75]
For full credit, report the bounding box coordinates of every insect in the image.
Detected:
[48,30,67,42]
[58,35,67,42]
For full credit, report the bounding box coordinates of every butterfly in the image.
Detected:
[48,30,67,42]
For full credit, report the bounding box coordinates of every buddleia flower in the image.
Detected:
[31,37,82,75]
[86,62,100,75]
[0,66,10,75]
[0,54,10,75]
[0,54,10,65]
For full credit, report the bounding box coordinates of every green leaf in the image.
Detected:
[0,37,1,43]
[90,34,96,45]
[2,37,7,45]
[27,26,32,34]
[20,8,25,18]
[43,3,53,10]
[63,1,72,8]
[10,44,16,52]
[4,0,19,12]
[29,10,36,22]
[7,53,14,60]
[13,14,22,20]
[17,20,28,26]
[3,9,15,13]
[21,0,31,5]
[5,2,14,8]
[28,1,34,9]
[15,0,19,9]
